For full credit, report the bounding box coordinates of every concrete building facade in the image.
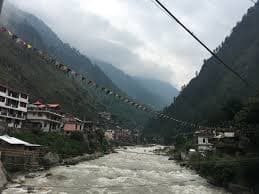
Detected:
[0,84,28,128]
[25,101,63,132]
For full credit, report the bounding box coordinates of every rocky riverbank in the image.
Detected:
[152,147,252,193]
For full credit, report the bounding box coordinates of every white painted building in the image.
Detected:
[195,130,214,152]
[197,136,213,152]
[25,101,63,132]
[0,84,29,128]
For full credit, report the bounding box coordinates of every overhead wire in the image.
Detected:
[150,0,256,90]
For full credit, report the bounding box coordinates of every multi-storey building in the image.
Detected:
[25,101,63,132]
[0,84,29,128]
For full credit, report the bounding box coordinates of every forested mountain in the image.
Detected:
[0,2,117,91]
[0,2,150,128]
[95,60,178,110]
[134,77,178,107]
[144,2,259,138]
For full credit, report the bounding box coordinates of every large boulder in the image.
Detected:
[42,152,60,167]
[0,161,7,190]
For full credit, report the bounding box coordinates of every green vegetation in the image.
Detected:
[9,130,109,157]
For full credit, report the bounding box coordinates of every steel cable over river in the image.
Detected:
[2,146,228,194]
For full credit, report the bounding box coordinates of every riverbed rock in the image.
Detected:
[0,161,7,190]
[43,152,60,166]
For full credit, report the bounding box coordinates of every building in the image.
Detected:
[0,83,29,128]
[212,131,238,153]
[25,101,63,132]
[63,115,84,134]
[195,130,214,152]
[0,135,41,170]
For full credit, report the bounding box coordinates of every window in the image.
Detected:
[20,93,28,99]
[20,102,27,108]
[0,96,5,102]
[203,138,206,143]
[0,86,6,93]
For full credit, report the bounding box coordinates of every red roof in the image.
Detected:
[34,100,43,105]
[47,104,60,109]
[38,104,46,108]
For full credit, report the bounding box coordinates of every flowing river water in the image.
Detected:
[3,146,228,194]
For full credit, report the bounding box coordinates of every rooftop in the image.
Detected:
[0,135,41,147]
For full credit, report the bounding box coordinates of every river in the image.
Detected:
[3,146,228,194]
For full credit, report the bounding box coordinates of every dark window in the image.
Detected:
[203,138,206,143]
[20,102,27,108]
[20,93,28,99]
[0,86,6,93]
[0,96,5,102]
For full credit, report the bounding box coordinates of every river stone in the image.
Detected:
[43,152,60,166]
[0,161,7,190]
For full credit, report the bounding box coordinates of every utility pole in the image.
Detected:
[0,0,3,16]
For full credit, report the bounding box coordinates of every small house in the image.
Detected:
[0,135,41,171]
[63,116,84,134]
[195,130,214,152]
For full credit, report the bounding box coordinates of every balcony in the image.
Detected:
[0,111,26,120]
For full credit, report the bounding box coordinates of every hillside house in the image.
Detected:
[25,101,63,132]
[0,83,29,128]
[63,115,83,134]
[195,130,214,152]
[212,131,238,153]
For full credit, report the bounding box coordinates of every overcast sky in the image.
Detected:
[8,0,253,89]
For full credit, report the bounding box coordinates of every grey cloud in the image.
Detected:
[8,0,253,88]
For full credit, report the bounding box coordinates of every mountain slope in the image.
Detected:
[0,2,150,128]
[0,2,118,91]
[0,30,103,119]
[144,3,259,137]
[134,77,178,107]
[95,60,178,110]
[95,60,170,110]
